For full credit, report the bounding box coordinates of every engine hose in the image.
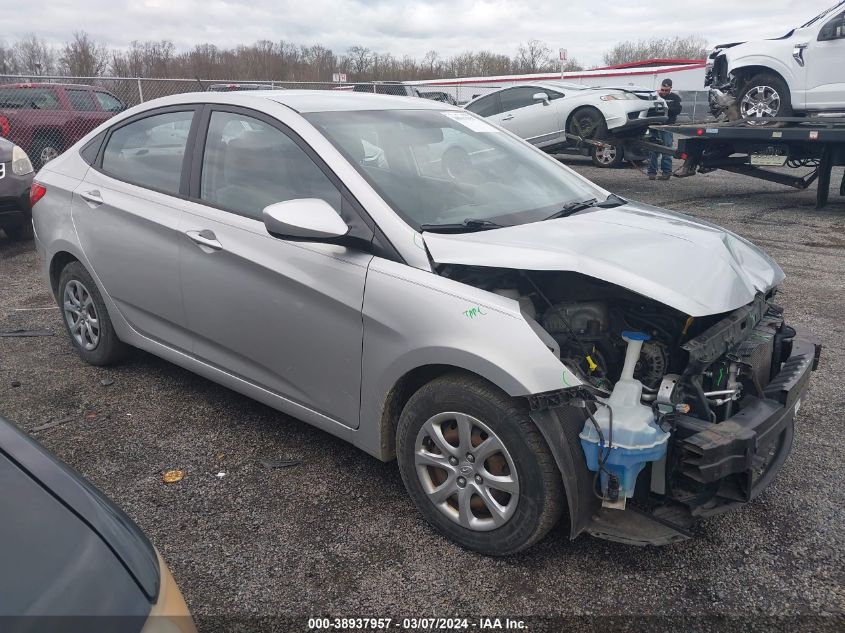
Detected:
[586,404,614,500]
[691,376,713,420]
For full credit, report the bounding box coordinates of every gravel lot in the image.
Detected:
[1,161,843,629]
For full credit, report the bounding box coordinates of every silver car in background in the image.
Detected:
[464,82,668,166]
[31,90,818,555]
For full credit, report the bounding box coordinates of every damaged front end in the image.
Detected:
[706,49,740,120]
[437,265,821,546]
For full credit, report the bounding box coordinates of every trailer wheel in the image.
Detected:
[737,74,793,125]
[569,107,619,168]
[591,143,624,168]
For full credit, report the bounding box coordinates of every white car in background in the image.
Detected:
[706,0,845,122]
[463,82,668,167]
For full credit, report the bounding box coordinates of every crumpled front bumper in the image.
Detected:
[672,331,820,512]
[584,328,821,546]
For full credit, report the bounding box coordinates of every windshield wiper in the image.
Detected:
[543,194,626,221]
[419,218,505,232]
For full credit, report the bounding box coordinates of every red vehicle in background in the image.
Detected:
[0,83,125,168]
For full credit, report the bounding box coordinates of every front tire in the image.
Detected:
[58,261,130,365]
[396,374,563,556]
[737,74,793,125]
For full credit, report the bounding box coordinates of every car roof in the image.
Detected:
[265,89,450,112]
[0,82,107,90]
[142,89,456,113]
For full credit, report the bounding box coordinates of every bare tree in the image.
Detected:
[13,34,55,75]
[514,39,551,73]
[1,32,591,83]
[602,36,708,66]
[0,42,19,74]
[422,50,440,78]
[346,46,372,78]
[59,31,108,77]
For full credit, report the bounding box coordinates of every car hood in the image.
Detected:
[422,202,784,317]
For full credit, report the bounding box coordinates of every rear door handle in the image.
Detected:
[501,114,514,121]
[79,190,103,206]
[186,229,223,251]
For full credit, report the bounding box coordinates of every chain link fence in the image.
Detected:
[0,74,710,168]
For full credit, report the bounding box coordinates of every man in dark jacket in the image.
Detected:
[648,78,683,180]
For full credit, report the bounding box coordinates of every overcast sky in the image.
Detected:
[7,0,839,66]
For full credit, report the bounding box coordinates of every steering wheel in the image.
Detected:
[441,145,474,181]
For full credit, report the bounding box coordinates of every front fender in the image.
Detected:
[726,48,802,107]
[357,258,581,457]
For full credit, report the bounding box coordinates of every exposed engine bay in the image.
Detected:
[440,265,783,413]
[438,264,818,543]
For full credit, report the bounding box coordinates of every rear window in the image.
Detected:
[94,92,124,112]
[0,87,61,110]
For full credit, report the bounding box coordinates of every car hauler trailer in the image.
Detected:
[667,118,845,208]
[566,118,845,209]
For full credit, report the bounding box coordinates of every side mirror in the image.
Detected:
[263,198,349,240]
[533,92,550,106]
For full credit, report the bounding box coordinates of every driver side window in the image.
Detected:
[820,11,845,40]
[200,111,341,221]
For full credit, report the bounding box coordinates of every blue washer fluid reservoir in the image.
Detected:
[579,331,670,509]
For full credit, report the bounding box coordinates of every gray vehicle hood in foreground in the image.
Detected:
[423,202,784,317]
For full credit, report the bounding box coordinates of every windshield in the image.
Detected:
[800,0,844,28]
[305,109,600,230]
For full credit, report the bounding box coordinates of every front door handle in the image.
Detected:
[501,114,514,121]
[79,190,103,206]
[186,229,223,251]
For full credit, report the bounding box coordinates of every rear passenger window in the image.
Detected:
[66,89,96,112]
[102,111,194,195]
[200,111,341,221]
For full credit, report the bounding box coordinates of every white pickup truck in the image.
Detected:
[706,1,845,122]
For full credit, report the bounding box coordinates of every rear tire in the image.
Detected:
[58,261,130,366]
[737,74,793,125]
[396,373,563,556]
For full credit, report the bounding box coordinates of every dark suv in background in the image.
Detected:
[0,83,125,168]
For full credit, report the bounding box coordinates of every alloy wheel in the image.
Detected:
[740,85,781,124]
[414,412,519,531]
[63,280,100,351]
[40,145,60,165]
[594,145,618,165]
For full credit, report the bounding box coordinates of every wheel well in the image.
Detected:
[33,128,65,150]
[565,106,603,136]
[49,251,79,299]
[731,66,789,94]
[378,364,476,461]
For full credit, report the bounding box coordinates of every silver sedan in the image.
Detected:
[31,90,817,554]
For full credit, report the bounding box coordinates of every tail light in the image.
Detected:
[30,182,47,207]
[0,115,9,138]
